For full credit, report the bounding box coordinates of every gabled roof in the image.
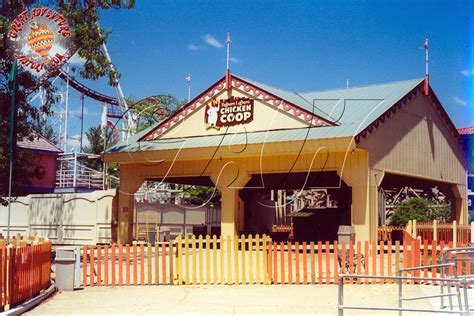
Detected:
[17,132,63,154]
[141,74,336,141]
[106,75,450,155]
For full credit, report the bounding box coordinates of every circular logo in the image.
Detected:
[7,8,75,76]
[34,165,46,179]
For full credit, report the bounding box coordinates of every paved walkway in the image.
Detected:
[26,284,468,315]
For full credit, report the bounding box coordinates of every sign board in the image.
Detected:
[205,97,254,130]
[7,7,76,95]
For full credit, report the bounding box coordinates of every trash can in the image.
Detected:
[337,225,356,244]
[55,247,76,291]
[159,226,171,242]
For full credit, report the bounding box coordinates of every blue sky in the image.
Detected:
[61,0,473,149]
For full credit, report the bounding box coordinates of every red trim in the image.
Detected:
[458,126,474,135]
[355,80,461,144]
[141,75,335,141]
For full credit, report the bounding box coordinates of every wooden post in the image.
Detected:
[205,235,211,285]
[184,235,189,285]
[219,235,224,285]
[248,235,253,284]
[412,220,417,238]
[262,235,268,285]
[255,234,260,284]
[471,222,474,244]
[192,235,197,285]
[226,235,231,285]
[147,243,152,285]
[212,235,217,285]
[453,220,457,244]
[234,235,239,284]
[433,220,438,242]
[240,235,246,284]
[198,235,203,285]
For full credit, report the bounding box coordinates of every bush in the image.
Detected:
[388,197,451,227]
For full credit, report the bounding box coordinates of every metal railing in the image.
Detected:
[338,254,473,316]
[55,153,119,190]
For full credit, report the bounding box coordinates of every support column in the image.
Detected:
[452,184,468,224]
[210,160,251,238]
[117,165,143,244]
[339,151,379,242]
[220,188,239,237]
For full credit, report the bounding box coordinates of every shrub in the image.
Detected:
[388,197,451,227]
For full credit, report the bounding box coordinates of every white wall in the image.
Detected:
[0,190,115,245]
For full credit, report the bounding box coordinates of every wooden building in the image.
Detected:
[104,73,468,243]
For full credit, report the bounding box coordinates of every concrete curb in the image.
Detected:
[1,282,57,315]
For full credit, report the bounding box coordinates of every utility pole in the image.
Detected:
[6,60,18,243]
[79,93,85,153]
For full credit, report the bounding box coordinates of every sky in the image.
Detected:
[54,0,473,151]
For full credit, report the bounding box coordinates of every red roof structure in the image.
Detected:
[458,126,474,135]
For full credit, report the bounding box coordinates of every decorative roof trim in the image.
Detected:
[141,74,335,141]
[355,80,461,144]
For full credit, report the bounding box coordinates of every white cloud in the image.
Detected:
[67,52,86,66]
[453,96,467,106]
[460,68,474,77]
[67,134,90,152]
[187,43,205,51]
[230,57,240,64]
[202,34,223,48]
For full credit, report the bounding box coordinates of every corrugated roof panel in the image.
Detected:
[106,77,424,155]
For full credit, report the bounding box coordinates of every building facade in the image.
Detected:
[104,73,468,243]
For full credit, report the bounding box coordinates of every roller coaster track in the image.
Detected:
[58,69,119,105]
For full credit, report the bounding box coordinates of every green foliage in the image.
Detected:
[183,185,221,206]
[82,124,117,173]
[127,95,187,133]
[31,116,59,144]
[388,197,452,227]
[0,1,133,202]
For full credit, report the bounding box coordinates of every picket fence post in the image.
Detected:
[453,220,457,244]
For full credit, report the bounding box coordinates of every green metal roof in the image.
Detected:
[106,77,424,154]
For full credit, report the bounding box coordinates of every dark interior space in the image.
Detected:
[241,171,352,242]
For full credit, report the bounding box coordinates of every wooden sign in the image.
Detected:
[205,97,254,130]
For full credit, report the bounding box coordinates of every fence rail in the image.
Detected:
[0,237,52,311]
[80,235,473,287]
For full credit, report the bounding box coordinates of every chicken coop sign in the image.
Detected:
[7,8,75,76]
[205,97,254,130]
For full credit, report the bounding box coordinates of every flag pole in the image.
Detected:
[424,37,429,95]
[185,74,191,102]
[6,59,18,243]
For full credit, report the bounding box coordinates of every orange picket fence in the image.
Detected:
[0,237,52,311]
[416,221,471,244]
[80,235,473,287]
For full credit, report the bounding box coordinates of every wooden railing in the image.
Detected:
[0,237,52,311]
[415,221,472,244]
[377,226,406,242]
[80,234,472,287]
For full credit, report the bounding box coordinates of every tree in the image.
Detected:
[0,1,134,202]
[183,185,221,206]
[31,116,59,144]
[127,95,187,133]
[388,197,451,227]
[83,124,117,172]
